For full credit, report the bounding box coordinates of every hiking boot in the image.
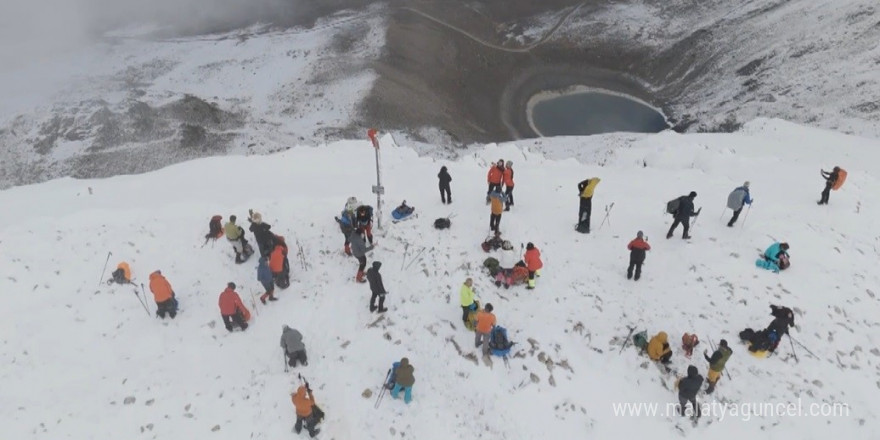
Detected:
[370,305,377,312]
[627,272,633,280]
[504,207,510,212]
[377,307,388,313]
[666,233,673,239]
[269,296,278,301]
[526,285,535,290]
[260,297,267,305]
[727,223,734,227]
[682,235,692,239]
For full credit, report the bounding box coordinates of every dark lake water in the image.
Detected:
[530,91,669,136]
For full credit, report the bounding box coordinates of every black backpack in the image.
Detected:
[434,218,451,229]
[666,197,682,215]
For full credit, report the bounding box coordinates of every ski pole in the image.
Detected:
[405,247,427,270]
[789,335,817,358]
[97,251,112,286]
[787,334,799,363]
[740,204,752,229]
[137,284,152,317]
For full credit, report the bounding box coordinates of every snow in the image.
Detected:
[3,118,879,439]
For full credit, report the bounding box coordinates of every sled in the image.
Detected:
[746,342,769,358]
[391,202,417,223]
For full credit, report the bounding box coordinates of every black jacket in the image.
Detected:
[678,366,703,399]
[822,169,839,186]
[675,196,697,221]
[767,316,791,336]
[249,221,273,243]
[438,168,452,187]
[366,263,386,295]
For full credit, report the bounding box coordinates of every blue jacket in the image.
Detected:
[737,186,752,205]
[763,243,787,263]
[726,187,752,210]
[257,258,273,284]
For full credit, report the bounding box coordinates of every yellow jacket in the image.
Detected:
[460,284,475,307]
[647,331,672,361]
[579,178,601,198]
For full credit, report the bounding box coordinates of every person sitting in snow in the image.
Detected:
[675,365,703,418]
[224,215,252,263]
[218,282,248,332]
[281,324,308,367]
[647,331,673,364]
[148,270,178,319]
[626,231,651,281]
[494,263,530,289]
[356,205,375,245]
[757,242,790,273]
[681,333,699,358]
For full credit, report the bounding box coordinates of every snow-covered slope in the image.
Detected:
[2,118,879,439]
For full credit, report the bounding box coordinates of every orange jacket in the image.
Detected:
[148,271,173,303]
[270,245,285,274]
[117,262,132,282]
[524,248,543,271]
[218,288,244,315]
[292,386,314,417]
[490,196,504,215]
[502,167,514,187]
[487,166,503,184]
[475,311,496,334]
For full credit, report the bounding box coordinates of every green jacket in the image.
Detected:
[460,284,475,307]
[225,222,241,240]
[706,346,733,372]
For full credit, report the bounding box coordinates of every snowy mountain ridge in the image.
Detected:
[2,118,879,439]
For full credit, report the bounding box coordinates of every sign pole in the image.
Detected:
[368,129,383,231]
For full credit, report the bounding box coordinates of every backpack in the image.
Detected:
[489,326,514,351]
[206,215,223,239]
[465,301,481,331]
[666,198,681,215]
[483,257,500,276]
[434,218,451,229]
[633,331,649,350]
[832,168,847,190]
[385,363,399,390]
[311,404,325,424]
[110,268,127,284]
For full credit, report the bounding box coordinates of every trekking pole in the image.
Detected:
[619,326,636,354]
[598,203,614,230]
[740,204,752,229]
[400,242,409,270]
[283,348,289,373]
[719,205,726,220]
[97,251,112,286]
[787,334,799,363]
[374,369,392,409]
[137,284,152,317]
[405,247,427,270]
[789,335,817,358]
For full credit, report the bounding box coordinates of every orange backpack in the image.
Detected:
[832,169,847,190]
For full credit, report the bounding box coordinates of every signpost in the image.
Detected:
[367,129,383,230]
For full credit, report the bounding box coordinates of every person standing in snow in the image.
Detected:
[502,160,515,211]
[224,215,252,263]
[523,242,543,290]
[703,339,732,394]
[257,257,277,304]
[675,365,703,418]
[270,239,289,287]
[281,324,308,367]
[350,227,374,283]
[818,167,841,205]
[486,159,505,203]
[292,385,320,437]
[366,261,388,313]
[460,278,477,325]
[335,207,356,256]
[474,303,496,356]
[488,191,506,233]
[666,191,700,239]
[218,282,248,332]
[577,177,601,233]
[438,166,452,204]
[390,357,415,404]
[626,231,651,281]
[248,210,276,258]
[148,270,177,319]
[726,182,753,227]
[356,205,375,246]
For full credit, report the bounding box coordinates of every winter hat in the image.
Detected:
[484,303,494,313]
[688,191,697,198]
[637,231,644,239]
[526,242,534,250]
[400,357,409,366]
[720,339,728,347]
[506,160,513,167]
[230,215,237,222]
[372,261,382,270]
[227,282,236,290]
[252,212,263,224]
[743,181,750,188]
[282,324,290,331]
[687,365,698,377]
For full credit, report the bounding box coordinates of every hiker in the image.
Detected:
[647,331,672,364]
[704,339,732,394]
[460,278,477,324]
[494,263,530,289]
[726,182,752,227]
[205,215,223,242]
[390,357,415,404]
[681,333,699,358]
[356,205,375,245]
[577,177,601,233]
[248,210,275,258]
[335,206,356,256]
[626,231,651,281]
[257,257,277,304]
[224,215,252,263]
[666,191,699,239]
[281,325,308,367]
[438,166,452,204]
[675,366,703,417]
[818,167,841,205]
[270,239,289,286]
[523,242,543,290]
[488,191,506,233]
[218,282,248,332]
[109,262,132,284]
[502,160,514,211]
[292,385,320,437]
[366,261,388,313]
[486,159,505,202]
[757,242,790,273]
[766,305,795,344]
[350,227,373,283]
[475,303,496,356]
[148,270,177,319]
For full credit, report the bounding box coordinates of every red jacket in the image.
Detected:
[627,238,651,251]
[270,245,285,274]
[524,248,543,271]
[218,288,244,315]
[487,166,503,184]
[502,167,514,187]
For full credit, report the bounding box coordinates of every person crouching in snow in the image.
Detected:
[292,385,320,437]
[756,242,790,273]
[257,257,277,304]
[149,270,177,319]
[523,243,543,289]
[366,261,388,313]
[218,282,248,332]
[391,357,415,404]
[647,331,672,364]
[350,227,374,283]
[681,333,699,358]
[281,325,308,367]
[626,231,651,281]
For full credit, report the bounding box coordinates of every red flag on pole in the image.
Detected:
[367,128,379,149]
